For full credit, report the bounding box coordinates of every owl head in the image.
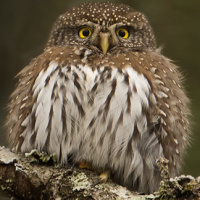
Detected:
[45,2,156,54]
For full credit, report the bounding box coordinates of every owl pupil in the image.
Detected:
[82,29,90,36]
[118,30,126,37]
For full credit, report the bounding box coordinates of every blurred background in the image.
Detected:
[0,0,199,197]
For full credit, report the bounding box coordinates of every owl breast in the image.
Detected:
[18,52,162,192]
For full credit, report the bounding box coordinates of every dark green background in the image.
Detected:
[0,1,199,197]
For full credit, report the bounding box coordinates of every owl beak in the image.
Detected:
[99,32,110,55]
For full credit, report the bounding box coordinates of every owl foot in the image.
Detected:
[78,160,93,170]
[91,170,110,187]
[78,160,110,186]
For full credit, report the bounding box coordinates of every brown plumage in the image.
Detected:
[6,2,190,193]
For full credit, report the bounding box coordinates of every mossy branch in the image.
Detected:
[0,147,199,200]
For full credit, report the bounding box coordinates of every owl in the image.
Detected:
[6,2,190,193]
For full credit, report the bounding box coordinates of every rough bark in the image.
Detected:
[0,146,199,200]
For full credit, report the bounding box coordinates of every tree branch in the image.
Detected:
[0,146,199,200]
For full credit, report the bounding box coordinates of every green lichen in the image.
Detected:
[25,149,57,165]
[154,158,200,199]
[69,172,90,191]
[1,185,6,191]
[156,174,198,199]
[1,180,13,192]
[5,179,12,183]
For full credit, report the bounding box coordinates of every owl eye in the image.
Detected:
[79,27,92,38]
[116,28,129,39]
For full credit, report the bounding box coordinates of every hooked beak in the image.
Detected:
[99,32,110,55]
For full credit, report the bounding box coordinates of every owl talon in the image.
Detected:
[91,170,110,187]
[78,160,93,170]
[78,161,110,186]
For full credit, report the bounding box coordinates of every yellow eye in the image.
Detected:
[116,28,129,39]
[79,27,92,38]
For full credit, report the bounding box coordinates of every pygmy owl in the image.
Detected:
[6,2,190,193]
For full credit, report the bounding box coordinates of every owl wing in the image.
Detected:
[7,46,86,159]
